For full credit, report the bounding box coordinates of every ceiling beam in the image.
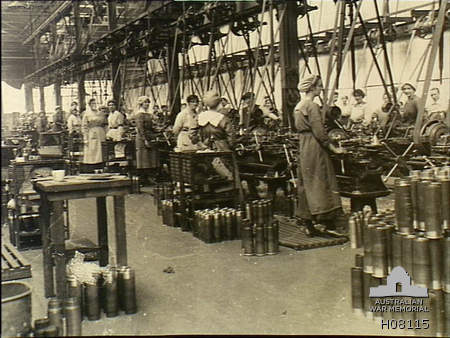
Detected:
[22,1,72,45]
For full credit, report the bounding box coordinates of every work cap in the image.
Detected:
[203,91,221,108]
[298,74,320,92]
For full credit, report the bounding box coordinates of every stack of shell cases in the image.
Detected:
[349,166,450,337]
[33,266,137,336]
[193,207,242,243]
[241,199,280,256]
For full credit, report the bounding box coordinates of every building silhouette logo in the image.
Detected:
[369,266,428,297]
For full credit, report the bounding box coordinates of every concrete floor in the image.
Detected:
[19,190,409,336]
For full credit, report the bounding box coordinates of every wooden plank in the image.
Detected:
[45,187,130,202]
[50,200,67,299]
[2,246,20,268]
[40,194,55,297]
[34,176,131,193]
[96,197,109,267]
[2,268,31,281]
[113,196,127,266]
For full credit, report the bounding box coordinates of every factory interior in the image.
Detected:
[1,0,449,336]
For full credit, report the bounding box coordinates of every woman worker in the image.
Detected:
[106,99,125,141]
[349,89,371,127]
[173,94,201,152]
[135,96,158,185]
[82,98,107,169]
[67,107,82,135]
[197,91,235,182]
[400,82,420,126]
[52,106,66,132]
[198,91,235,152]
[294,74,347,237]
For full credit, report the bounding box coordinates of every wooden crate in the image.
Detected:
[1,242,32,281]
[169,152,182,181]
[169,151,233,185]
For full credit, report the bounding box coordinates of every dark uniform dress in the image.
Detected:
[198,109,235,181]
[294,100,341,221]
[402,95,420,125]
[52,112,65,132]
[135,111,158,169]
[239,105,266,132]
[198,110,234,151]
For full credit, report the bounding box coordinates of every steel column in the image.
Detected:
[278,1,299,129]
[78,73,86,113]
[167,42,181,123]
[54,80,62,107]
[108,1,122,106]
[25,83,34,113]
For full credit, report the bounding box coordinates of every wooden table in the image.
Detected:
[33,175,131,299]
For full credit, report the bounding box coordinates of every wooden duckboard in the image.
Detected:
[277,216,348,250]
[2,242,32,281]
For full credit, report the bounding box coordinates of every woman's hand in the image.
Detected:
[328,143,346,154]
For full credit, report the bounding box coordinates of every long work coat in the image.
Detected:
[67,114,82,134]
[402,95,420,125]
[106,110,125,141]
[135,110,158,169]
[173,108,199,152]
[294,100,341,220]
[82,109,106,164]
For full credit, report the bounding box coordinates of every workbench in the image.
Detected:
[33,175,131,299]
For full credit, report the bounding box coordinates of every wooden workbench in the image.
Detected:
[33,175,131,299]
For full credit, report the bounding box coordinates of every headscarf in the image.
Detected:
[203,91,221,108]
[137,96,150,106]
[401,83,416,92]
[298,74,320,93]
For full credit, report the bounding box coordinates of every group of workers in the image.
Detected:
[332,83,448,130]
[127,84,346,236]
[17,77,447,237]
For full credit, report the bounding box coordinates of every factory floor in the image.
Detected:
[20,189,409,336]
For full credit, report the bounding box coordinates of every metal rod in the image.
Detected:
[413,0,448,144]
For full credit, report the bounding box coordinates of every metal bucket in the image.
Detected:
[1,281,32,337]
